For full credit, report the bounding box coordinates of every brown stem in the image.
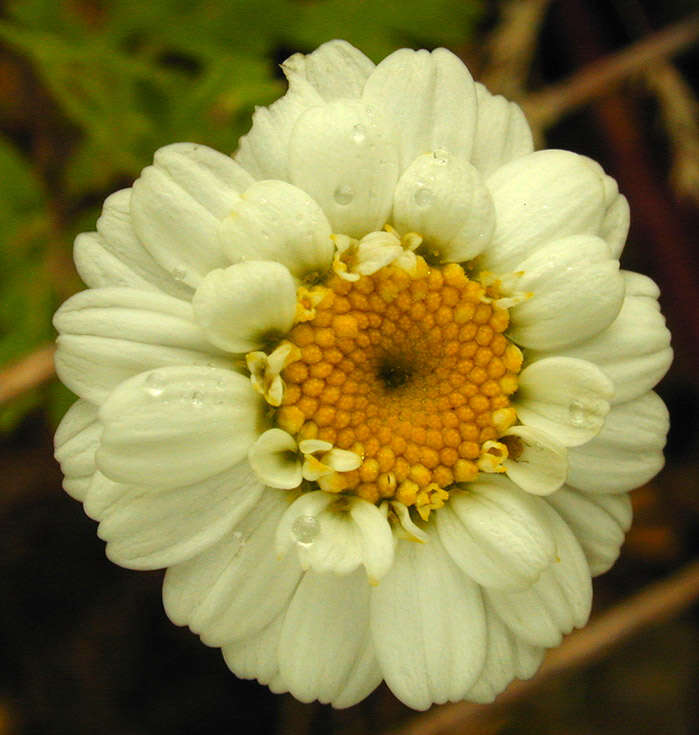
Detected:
[384,560,699,735]
[0,344,56,404]
[522,13,699,128]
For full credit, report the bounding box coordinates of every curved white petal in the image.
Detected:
[483,150,607,272]
[371,526,486,710]
[486,503,592,647]
[96,366,263,488]
[535,271,672,404]
[567,391,668,494]
[503,424,568,496]
[219,180,334,280]
[282,39,374,102]
[435,475,556,590]
[515,357,614,447]
[131,147,238,287]
[392,152,495,262]
[508,235,625,351]
[362,47,477,171]
[288,100,399,237]
[83,471,128,521]
[547,485,632,575]
[466,603,544,703]
[470,82,534,177]
[163,488,302,646]
[279,569,372,705]
[248,428,302,489]
[54,400,101,501]
[222,615,284,687]
[97,461,264,570]
[331,632,383,709]
[276,492,394,582]
[74,189,193,299]
[581,157,630,258]
[192,261,297,353]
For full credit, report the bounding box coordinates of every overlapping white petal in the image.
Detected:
[192,261,297,353]
[435,475,556,590]
[507,234,625,351]
[97,461,264,570]
[582,157,630,258]
[276,491,394,583]
[163,489,302,646]
[97,366,263,489]
[470,82,534,177]
[547,486,632,575]
[567,391,669,493]
[54,399,101,501]
[486,503,592,647]
[515,357,614,447]
[392,152,495,262]
[483,149,607,272]
[219,180,334,280]
[222,615,284,687]
[288,100,399,237]
[371,525,486,710]
[131,144,245,288]
[248,428,302,489]
[362,47,478,171]
[502,425,568,496]
[540,271,672,404]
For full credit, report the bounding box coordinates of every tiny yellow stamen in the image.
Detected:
[415,483,450,521]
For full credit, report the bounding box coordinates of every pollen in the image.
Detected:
[280,256,523,518]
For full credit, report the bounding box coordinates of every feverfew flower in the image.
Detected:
[53,41,672,710]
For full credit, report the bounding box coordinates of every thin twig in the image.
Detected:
[384,560,699,735]
[0,344,56,404]
[522,13,699,129]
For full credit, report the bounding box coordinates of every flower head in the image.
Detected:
[54,40,672,710]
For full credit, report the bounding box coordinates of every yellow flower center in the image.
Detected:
[276,256,523,518]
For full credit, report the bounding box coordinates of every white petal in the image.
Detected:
[192,261,296,353]
[248,428,302,489]
[288,100,399,237]
[486,503,592,647]
[436,476,556,590]
[130,162,230,289]
[503,425,568,496]
[392,153,495,262]
[219,180,334,280]
[567,391,669,493]
[282,39,374,102]
[163,488,302,646]
[54,400,100,501]
[279,569,372,705]
[97,366,263,488]
[535,270,672,404]
[276,492,393,581]
[222,615,283,686]
[470,82,534,177]
[74,189,193,299]
[371,527,486,710]
[362,48,477,171]
[466,604,544,703]
[483,150,607,272]
[331,633,382,709]
[83,471,127,521]
[97,461,264,570]
[515,357,614,447]
[53,287,228,404]
[581,157,630,258]
[547,485,632,575]
[508,235,625,350]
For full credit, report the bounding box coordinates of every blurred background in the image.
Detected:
[0,1,697,733]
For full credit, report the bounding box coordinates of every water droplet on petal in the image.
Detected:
[145,372,165,397]
[171,267,187,282]
[191,391,203,407]
[291,514,320,545]
[414,187,434,207]
[352,124,366,143]
[568,400,587,426]
[334,185,354,205]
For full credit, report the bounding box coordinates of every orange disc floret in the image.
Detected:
[278,255,523,513]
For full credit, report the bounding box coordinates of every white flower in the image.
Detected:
[53,40,672,710]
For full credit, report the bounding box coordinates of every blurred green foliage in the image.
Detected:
[0,0,482,431]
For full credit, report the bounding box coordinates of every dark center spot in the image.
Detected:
[378,358,413,390]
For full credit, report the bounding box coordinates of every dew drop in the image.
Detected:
[351,124,366,143]
[191,390,203,407]
[291,514,320,545]
[414,187,434,207]
[568,400,587,426]
[333,185,355,205]
[145,372,165,397]
[171,267,187,283]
